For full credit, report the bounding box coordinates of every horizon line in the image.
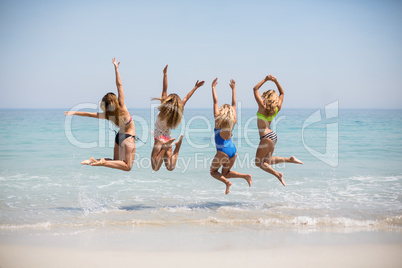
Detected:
[1,107,401,110]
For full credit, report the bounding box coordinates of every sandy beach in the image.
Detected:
[1,241,401,268]
[1,227,401,268]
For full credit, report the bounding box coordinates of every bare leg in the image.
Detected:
[151,144,167,171]
[255,138,285,186]
[82,157,113,164]
[225,171,252,187]
[89,138,136,171]
[82,137,125,166]
[91,158,133,171]
[113,141,119,160]
[269,156,303,165]
[151,138,175,171]
[164,135,183,171]
[289,156,303,164]
[260,162,285,186]
[210,151,232,195]
[222,154,252,187]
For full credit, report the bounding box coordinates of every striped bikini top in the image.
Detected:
[256,107,278,122]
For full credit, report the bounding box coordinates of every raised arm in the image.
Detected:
[253,76,269,109]
[112,58,125,108]
[229,79,237,123]
[64,111,105,119]
[211,78,219,118]
[162,65,168,99]
[182,80,205,107]
[271,76,284,111]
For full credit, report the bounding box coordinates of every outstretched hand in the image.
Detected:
[212,78,218,88]
[64,111,75,116]
[195,80,205,88]
[163,64,168,75]
[229,79,235,90]
[112,57,120,68]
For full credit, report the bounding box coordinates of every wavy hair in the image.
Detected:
[215,104,236,130]
[100,92,121,126]
[153,93,183,129]
[262,90,279,116]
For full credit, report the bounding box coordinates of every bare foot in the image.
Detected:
[244,174,252,187]
[91,158,105,166]
[162,138,176,148]
[172,135,184,155]
[81,157,96,165]
[175,135,183,147]
[290,156,303,165]
[225,181,232,195]
[277,173,286,186]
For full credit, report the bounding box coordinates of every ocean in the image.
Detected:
[0,107,401,236]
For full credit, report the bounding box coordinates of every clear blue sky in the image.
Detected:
[1,0,401,109]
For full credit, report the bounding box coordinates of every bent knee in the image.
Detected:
[255,158,269,168]
[166,166,175,171]
[222,170,230,177]
[209,169,216,176]
[254,158,262,167]
[123,165,132,172]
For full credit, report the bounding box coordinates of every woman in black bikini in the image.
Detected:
[65,58,136,171]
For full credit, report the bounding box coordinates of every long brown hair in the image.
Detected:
[261,90,279,116]
[100,92,121,125]
[153,93,183,129]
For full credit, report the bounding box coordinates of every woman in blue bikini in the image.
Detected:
[210,78,252,195]
[253,75,302,186]
[65,58,136,171]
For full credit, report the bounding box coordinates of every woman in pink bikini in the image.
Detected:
[151,65,204,171]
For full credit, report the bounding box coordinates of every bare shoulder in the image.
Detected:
[120,106,131,118]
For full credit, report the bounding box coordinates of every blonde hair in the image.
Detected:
[100,92,121,126]
[153,93,183,129]
[215,104,236,130]
[262,90,279,116]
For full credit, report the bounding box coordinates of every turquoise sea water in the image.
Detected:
[0,108,401,234]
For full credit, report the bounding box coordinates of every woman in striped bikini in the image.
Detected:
[253,75,302,186]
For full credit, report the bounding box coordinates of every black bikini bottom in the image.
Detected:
[115,133,135,146]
